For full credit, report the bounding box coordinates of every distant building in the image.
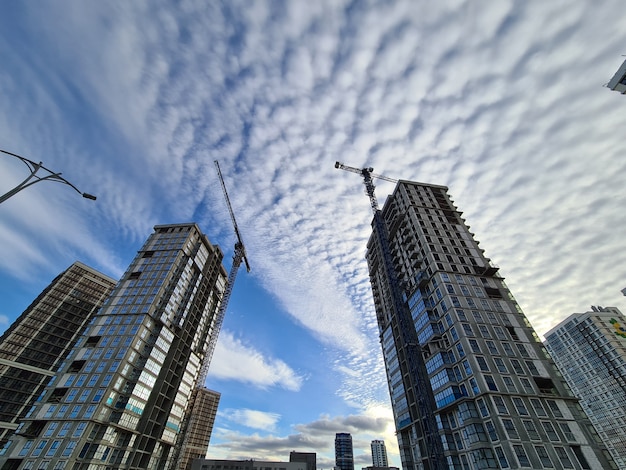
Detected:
[545,306,626,468]
[0,223,228,470]
[365,179,616,469]
[289,451,316,470]
[608,59,626,94]
[369,440,387,468]
[192,459,306,470]
[178,388,221,470]
[335,433,353,470]
[0,261,116,446]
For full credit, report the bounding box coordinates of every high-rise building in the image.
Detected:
[365,180,616,469]
[544,306,626,468]
[335,433,354,470]
[608,59,626,94]
[177,388,221,470]
[0,262,116,446]
[0,223,228,470]
[289,451,316,470]
[370,440,387,468]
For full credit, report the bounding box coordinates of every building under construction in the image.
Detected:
[337,163,616,469]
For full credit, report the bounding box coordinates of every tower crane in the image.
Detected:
[334,161,397,213]
[335,162,446,470]
[173,160,250,470]
[197,160,251,383]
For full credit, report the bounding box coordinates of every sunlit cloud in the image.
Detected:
[209,331,304,392]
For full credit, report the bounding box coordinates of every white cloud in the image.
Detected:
[208,330,304,392]
[220,408,281,432]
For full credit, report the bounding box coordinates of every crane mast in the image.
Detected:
[197,160,251,385]
[335,161,446,470]
[172,160,250,470]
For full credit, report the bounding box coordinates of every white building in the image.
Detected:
[544,306,626,468]
[370,440,388,468]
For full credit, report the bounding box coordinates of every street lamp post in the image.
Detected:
[0,149,96,204]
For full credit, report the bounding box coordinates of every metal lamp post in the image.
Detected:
[0,149,96,204]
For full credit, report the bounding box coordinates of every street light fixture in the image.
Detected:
[0,149,96,204]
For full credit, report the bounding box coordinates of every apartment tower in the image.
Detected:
[0,262,116,446]
[365,180,615,469]
[335,433,354,470]
[544,306,626,468]
[289,451,316,470]
[0,223,227,470]
[370,440,388,468]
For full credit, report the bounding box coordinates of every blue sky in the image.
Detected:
[1,1,626,468]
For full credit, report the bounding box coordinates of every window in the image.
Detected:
[513,445,531,467]
[486,341,498,355]
[535,446,554,468]
[525,361,539,375]
[554,447,574,469]
[485,375,498,391]
[523,420,540,440]
[44,422,58,438]
[32,440,47,457]
[485,420,498,441]
[516,343,530,358]
[62,441,77,457]
[494,357,507,373]
[476,398,489,417]
[44,405,57,418]
[502,342,515,356]
[478,324,491,338]
[493,396,508,414]
[73,422,86,438]
[512,397,529,415]
[520,378,534,394]
[69,406,81,419]
[476,356,489,371]
[462,323,474,336]
[19,440,33,457]
[546,400,563,418]
[502,376,516,392]
[46,440,61,457]
[495,447,509,468]
[510,359,524,374]
[58,423,71,438]
[530,399,547,417]
[78,390,90,403]
[542,421,559,441]
[502,418,519,439]
[559,423,575,441]
[469,340,481,353]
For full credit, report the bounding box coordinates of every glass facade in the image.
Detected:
[366,181,615,470]
[545,308,626,468]
[0,262,116,447]
[0,223,227,470]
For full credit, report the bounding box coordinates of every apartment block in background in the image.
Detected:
[365,180,616,469]
[0,262,116,446]
[0,223,227,470]
[289,451,316,470]
[335,433,354,470]
[370,440,388,468]
[178,388,221,470]
[545,306,626,468]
